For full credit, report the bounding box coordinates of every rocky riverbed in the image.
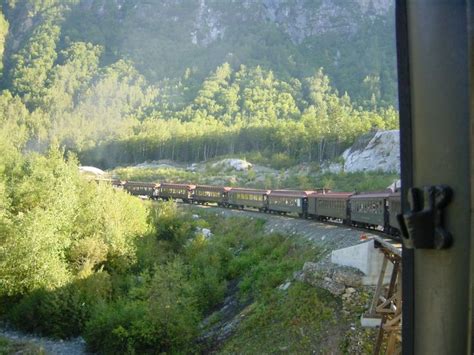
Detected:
[0,327,86,355]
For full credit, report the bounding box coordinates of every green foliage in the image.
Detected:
[9,21,60,107]
[222,282,339,353]
[81,206,322,354]
[1,2,398,164]
[148,200,196,253]
[0,3,398,351]
[71,179,149,272]
[83,300,149,354]
[0,11,8,78]
[8,272,112,338]
[269,152,296,170]
[313,171,400,192]
[79,66,398,167]
[85,260,201,354]
[58,0,396,105]
[0,90,31,151]
[0,145,148,296]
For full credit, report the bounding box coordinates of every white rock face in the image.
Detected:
[341,130,400,173]
[212,159,253,171]
[134,160,178,169]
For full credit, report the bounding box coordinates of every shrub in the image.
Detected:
[85,260,200,354]
[8,272,112,339]
[84,300,148,354]
[68,237,109,278]
[269,152,295,170]
[189,268,227,314]
[149,201,195,253]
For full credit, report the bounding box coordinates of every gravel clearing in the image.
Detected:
[0,328,87,355]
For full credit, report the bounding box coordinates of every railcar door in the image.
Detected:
[397,1,473,353]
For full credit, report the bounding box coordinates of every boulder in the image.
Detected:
[297,260,364,296]
[212,159,253,171]
[195,227,213,239]
[332,267,364,287]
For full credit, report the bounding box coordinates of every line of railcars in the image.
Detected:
[101,179,401,236]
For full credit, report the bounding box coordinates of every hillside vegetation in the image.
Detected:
[0,1,398,352]
[0,0,397,170]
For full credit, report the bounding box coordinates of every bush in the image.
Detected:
[85,260,200,354]
[84,300,148,354]
[68,237,109,278]
[149,201,195,253]
[8,272,112,338]
[189,268,227,314]
[269,153,295,170]
[135,201,197,271]
[0,149,149,296]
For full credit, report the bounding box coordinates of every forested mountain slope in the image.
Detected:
[0,0,398,168]
[3,0,396,104]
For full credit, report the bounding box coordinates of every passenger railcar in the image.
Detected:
[123,181,159,198]
[159,183,195,202]
[110,179,124,189]
[267,190,312,217]
[99,177,402,237]
[193,185,230,206]
[308,192,353,223]
[350,191,391,231]
[227,188,269,211]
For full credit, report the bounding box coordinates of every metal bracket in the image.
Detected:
[397,185,453,249]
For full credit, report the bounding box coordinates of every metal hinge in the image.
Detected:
[397,185,453,249]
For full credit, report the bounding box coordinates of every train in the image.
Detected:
[99,179,401,237]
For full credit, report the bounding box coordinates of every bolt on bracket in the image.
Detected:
[397,185,453,249]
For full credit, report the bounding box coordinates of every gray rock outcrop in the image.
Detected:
[296,260,364,296]
[328,130,400,174]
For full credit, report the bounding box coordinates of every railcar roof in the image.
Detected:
[268,190,313,197]
[95,178,123,184]
[195,185,231,192]
[124,181,160,187]
[351,190,392,199]
[228,188,270,194]
[160,183,196,189]
[310,192,353,199]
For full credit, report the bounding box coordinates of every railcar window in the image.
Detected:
[197,190,220,198]
[270,196,301,207]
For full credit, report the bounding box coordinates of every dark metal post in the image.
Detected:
[399,0,472,353]
[395,1,414,353]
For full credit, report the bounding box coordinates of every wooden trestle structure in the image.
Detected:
[366,236,402,355]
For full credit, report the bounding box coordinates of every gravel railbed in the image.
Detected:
[183,204,375,255]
